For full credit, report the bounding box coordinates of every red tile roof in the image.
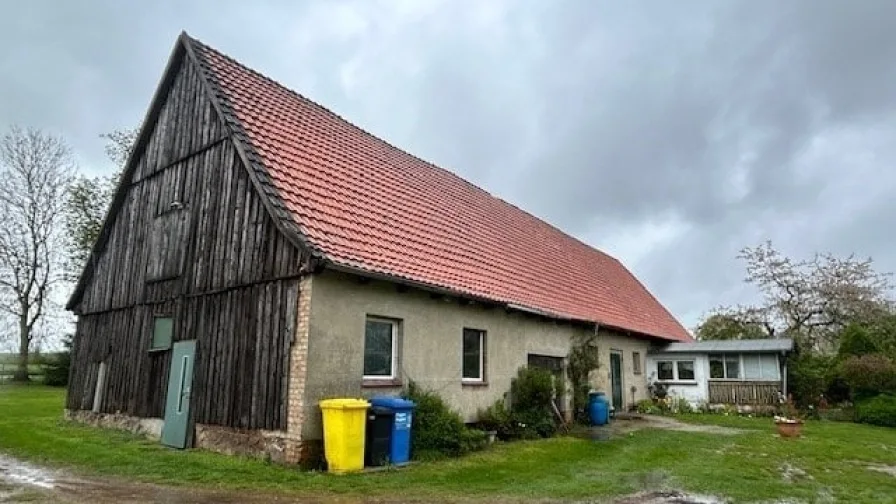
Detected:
[190,37,692,342]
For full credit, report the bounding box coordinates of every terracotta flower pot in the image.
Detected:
[775,420,803,438]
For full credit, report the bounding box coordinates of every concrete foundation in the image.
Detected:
[64,409,163,440]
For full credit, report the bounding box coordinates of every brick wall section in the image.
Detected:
[284,274,314,464]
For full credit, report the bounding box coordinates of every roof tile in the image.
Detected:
[190,36,692,342]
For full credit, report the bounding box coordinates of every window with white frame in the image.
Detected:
[363,317,399,379]
[462,328,486,382]
[656,359,695,381]
[710,353,780,380]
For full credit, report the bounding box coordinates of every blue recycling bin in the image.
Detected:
[369,396,416,465]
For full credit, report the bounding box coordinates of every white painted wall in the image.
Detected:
[646,353,708,405]
[647,351,786,407]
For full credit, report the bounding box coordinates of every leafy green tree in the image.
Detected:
[838,324,880,358]
[63,128,136,281]
[695,313,767,340]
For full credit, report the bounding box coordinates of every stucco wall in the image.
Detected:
[592,333,652,410]
[646,353,709,405]
[300,270,652,440]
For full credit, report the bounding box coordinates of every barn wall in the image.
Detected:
[68,280,297,430]
[67,51,303,432]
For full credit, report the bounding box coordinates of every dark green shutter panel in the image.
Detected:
[151,317,173,350]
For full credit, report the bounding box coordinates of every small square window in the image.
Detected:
[677,361,695,380]
[151,317,173,351]
[364,317,399,379]
[633,352,642,375]
[657,361,674,380]
[462,328,486,382]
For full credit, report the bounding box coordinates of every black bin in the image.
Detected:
[365,406,394,466]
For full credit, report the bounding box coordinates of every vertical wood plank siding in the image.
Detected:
[67,53,303,431]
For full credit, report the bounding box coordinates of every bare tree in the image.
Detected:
[0,126,74,381]
[702,241,893,353]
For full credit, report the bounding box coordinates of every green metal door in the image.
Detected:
[610,352,624,411]
[161,340,196,449]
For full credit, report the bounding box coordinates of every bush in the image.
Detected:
[670,397,693,414]
[42,335,72,387]
[477,367,559,440]
[838,324,881,358]
[477,400,513,438]
[403,381,485,458]
[509,366,557,438]
[788,353,838,406]
[647,380,668,400]
[855,394,896,428]
[635,399,657,414]
[839,354,896,400]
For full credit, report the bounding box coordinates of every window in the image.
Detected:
[657,361,674,380]
[462,328,486,382]
[709,355,725,379]
[710,353,780,380]
[657,360,695,381]
[633,352,642,375]
[364,317,399,379]
[677,361,695,380]
[760,354,780,380]
[151,317,173,351]
[725,355,740,379]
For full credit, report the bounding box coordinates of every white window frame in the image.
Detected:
[363,316,399,380]
[656,359,696,382]
[710,353,780,381]
[461,328,486,383]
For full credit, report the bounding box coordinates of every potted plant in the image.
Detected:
[774,395,804,438]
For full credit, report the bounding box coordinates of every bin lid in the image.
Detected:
[319,398,370,410]
[370,396,416,410]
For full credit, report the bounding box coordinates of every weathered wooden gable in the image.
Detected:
[66,41,305,431]
[75,50,302,315]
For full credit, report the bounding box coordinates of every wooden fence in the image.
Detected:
[708,380,781,405]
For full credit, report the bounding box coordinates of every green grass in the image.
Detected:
[2,386,896,503]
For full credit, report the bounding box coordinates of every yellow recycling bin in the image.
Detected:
[319,398,370,474]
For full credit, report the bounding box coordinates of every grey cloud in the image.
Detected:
[1,0,893,328]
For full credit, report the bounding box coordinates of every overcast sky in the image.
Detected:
[2,0,894,331]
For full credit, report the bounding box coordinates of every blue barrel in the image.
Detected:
[588,392,610,426]
[369,396,416,465]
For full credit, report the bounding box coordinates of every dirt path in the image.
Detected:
[0,415,738,504]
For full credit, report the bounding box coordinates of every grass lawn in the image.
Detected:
[2,385,896,503]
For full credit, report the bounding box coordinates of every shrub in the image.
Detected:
[788,353,837,406]
[403,381,485,458]
[509,366,557,438]
[670,397,693,414]
[838,324,880,358]
[477,399,517,440]
[839,354,896,400]
[635,399,656,414]
[855,394,896,428]
[647,380,668,400]
[42,335,72,387]
[568,332,600,424]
